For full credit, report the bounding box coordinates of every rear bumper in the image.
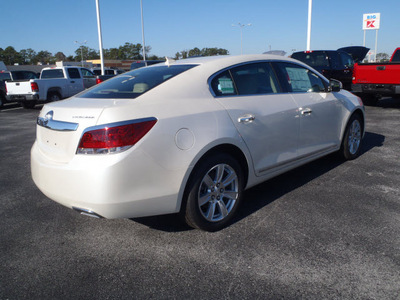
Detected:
[352,83,400,95]
[30,141,185,219]
[6,94,39,102]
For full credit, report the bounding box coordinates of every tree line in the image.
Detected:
[0,43,229,65]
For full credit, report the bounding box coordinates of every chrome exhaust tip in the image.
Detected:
[72,207,103,218]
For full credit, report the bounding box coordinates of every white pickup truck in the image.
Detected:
[6,66,96,108]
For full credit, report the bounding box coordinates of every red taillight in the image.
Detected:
[77,119,157,154]
[31,82,39,92]
[96,78,103,84]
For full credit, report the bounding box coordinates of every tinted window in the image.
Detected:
[211,71,236,96]
[0,72,12,81]
[211,62,281,96]
[81,68,94,77]
[292,52,330,68]
[274,63,326,93]
[339,52,354,68]
[41,69,65,79]
[67,68,81,79]
[392,50,400,62]
[231,63,281,95]
[79,64,196,99]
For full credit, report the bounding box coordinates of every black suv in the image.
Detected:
[291,46,369,90]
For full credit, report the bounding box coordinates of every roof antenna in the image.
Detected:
[165,57,176,67]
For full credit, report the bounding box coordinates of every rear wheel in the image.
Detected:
[183,153,244,231]
[340,114,363,160]
[47,92,61,102]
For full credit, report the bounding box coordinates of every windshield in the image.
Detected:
[79,64,197,99]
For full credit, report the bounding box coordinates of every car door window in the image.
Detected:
[273,63,326,93]
[210,62,281,97]
[81,68,95,78]
[68,68,81,79]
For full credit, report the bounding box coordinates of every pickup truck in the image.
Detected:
[291,46,369,90]
[0,70,39,107]
[352,48,400,105]
[6,66,96,109]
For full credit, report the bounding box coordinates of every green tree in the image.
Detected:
[2,46,22,65]
[376,52,389,62]
[35,50,53,64]
[54,52,67,62]
[74,46,99,62]
[19,48,37,64]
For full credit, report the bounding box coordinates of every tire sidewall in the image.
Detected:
[184,153,244,231]
[342,114,363,160]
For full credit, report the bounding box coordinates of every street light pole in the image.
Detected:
[95,0,105,75]
[307,0,312,51]
[75,40,87,67]
[140,0,147,65]
[232,23,251,55]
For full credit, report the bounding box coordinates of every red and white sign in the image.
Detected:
[363,13,381,30]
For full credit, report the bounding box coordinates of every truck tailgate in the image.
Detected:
[6,80,33,95]
[354,64,400,85]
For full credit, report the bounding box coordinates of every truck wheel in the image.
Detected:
[21,101,37,109]
[47,92,61,102]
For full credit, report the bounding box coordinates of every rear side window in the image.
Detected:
[41,69,65,79]
[67,68,81,79]
[79,64,197,99]
[210,62,281,96]
[273,62,326,93]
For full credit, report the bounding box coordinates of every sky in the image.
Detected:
[0,0,399,59]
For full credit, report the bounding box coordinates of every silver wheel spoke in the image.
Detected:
[223,190,238,200]
[215,165,225,183]
[203,174,215,188]
[206,202,217,221]
[217,200,228,218]
[222,171,237,187]
[199,193,211,207]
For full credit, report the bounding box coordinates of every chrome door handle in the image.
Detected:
[301,108,312,115]
[238,114,255,123]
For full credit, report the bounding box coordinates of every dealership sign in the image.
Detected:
[363,13,381,30]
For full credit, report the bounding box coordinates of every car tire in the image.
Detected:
[340,114,363,160]
[0,91,6,107]
[183,153,244,231]
[21,101,37,109]
[47,92,61,102]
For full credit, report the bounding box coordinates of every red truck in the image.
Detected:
[352,47,400,105]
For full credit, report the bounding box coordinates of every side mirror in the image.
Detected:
[329,79,342,92]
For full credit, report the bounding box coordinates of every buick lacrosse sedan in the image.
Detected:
[31,55,364,231]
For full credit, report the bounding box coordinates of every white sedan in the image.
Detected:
[31,54,364,231]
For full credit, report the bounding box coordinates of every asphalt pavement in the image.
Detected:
[0,99,399,299]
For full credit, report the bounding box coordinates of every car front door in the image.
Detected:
[211,62,299,176]
[272,62,343,158]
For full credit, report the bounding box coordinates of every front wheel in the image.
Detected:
[340,114,363,160]
[183,153,244,231]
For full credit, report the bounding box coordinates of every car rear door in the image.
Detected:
[66,68,84,97]
[211,62,299,176]
[272,62,343,157]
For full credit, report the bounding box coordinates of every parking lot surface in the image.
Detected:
[1,99,399,299]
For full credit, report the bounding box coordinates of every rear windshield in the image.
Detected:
[41,69,65,79]
[79,64,197,99]
[292,52,330,68]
